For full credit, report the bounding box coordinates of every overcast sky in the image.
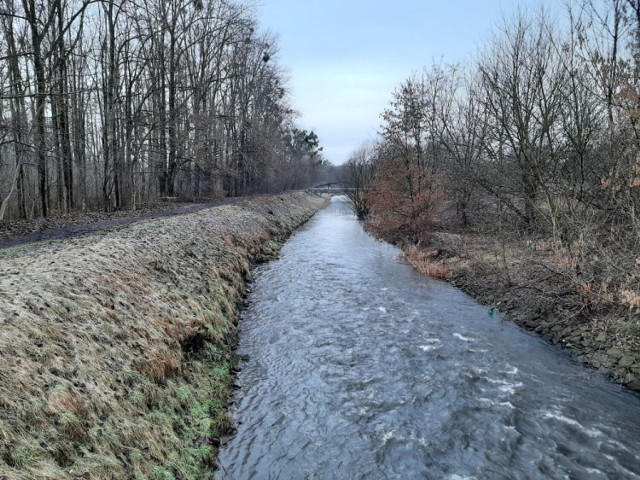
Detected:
[259,0,553,164]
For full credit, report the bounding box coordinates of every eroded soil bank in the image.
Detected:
[401,232,640,392]
[0,192,327,480]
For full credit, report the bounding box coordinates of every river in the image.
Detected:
[216,196,640,479]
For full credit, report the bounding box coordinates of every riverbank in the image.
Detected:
[398,231,640,392]
[0,192,327,480]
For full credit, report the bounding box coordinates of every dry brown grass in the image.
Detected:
[398,229,640,389]
[620,289,640,312]
[402,245,452,279]
[0,192,327,479]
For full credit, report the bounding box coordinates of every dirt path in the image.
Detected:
[0,198,241,250]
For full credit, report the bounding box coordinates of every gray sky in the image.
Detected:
[259,0,551,164]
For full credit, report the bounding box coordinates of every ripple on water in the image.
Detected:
[453,332,475,342]
[216,197,640,480]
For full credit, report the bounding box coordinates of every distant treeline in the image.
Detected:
[0,0,330,219]
[343,1,640,313]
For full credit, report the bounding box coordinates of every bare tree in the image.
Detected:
[0,0,324,219]
[341,143,376,219]
[477,10,566,233]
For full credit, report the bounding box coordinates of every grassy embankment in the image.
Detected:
[399,231,640,391]
[0,192,327,480]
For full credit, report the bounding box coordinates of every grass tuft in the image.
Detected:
[403,245,452,279]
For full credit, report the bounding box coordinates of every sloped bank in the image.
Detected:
[0,192,327,480]
[400,233,640,392]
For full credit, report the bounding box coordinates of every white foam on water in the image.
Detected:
[419,345,440,352]
[416,437,429,447]
[488,378,510,385]
[468,348,489,353]
[502,366,519,375]
[499,382,523,395]
[585,468,604,475]
[465,369,488,382]
[599,438,633,453]
[453,333,475,342]
[543,411,584,428]
[378,306,387,313]
[543,411,603,438]
[478,397,514,409]
[382,430,395,444]
[487,378,524,395]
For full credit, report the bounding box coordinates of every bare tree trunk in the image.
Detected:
[23,0,49,216]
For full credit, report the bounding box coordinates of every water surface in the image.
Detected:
[217,196,640,479]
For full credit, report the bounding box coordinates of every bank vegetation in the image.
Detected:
[0,192,326,479]
[341,0,640,388]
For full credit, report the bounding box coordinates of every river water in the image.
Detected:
[216,196,640,479]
